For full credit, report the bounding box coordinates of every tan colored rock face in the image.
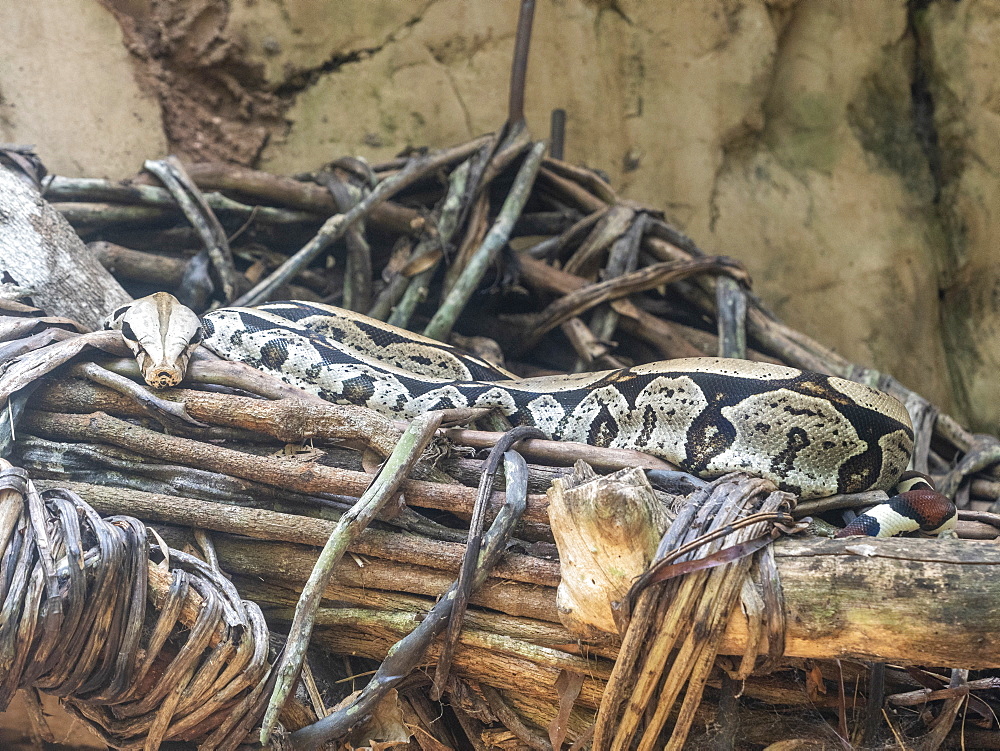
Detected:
[226,1,433,88]
[712,1,955,411]
[918,0,1000,430]
[2,0,998,428]
[258,1,631,174]
[0,0,166,178]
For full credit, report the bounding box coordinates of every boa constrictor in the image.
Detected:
[107,293,919,504]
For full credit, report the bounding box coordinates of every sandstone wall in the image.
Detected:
[2,0,996,428]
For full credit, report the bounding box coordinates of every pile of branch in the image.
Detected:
[3,111,1000,748]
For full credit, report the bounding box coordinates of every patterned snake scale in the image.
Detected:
[197,300,915,500]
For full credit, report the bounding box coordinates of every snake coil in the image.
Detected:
[106,294,960,535]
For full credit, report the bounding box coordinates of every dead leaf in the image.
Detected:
[341,690,413,750]
[549,670,584,750]
[805,662,826,703]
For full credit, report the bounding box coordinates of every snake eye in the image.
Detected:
[120,320,138,344]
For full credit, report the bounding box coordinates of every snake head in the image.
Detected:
[106,292,203,389]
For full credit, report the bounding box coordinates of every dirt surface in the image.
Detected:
[100,0,286,165]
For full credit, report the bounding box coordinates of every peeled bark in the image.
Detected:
[0,164,130,329]
[548,462,669,638]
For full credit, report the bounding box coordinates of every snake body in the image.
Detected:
[191,300,914,501]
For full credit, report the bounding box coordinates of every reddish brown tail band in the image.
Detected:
[835,471,956,538]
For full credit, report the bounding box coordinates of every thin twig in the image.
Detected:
[431,426,546,698]
[320,170,372,312]
[67,362,205,431]
[423,141,547,341]
[386,256,437,330]
[388,153,474,328]
[583,211,648,369]
[259,411,444,744]
[716,276,747,359]
[144,157,239,302]
[862,662,886,746]
[510,255,750,355]
[507,0,537,127]
[174,162,422,234]
[549,109,567,160]
[439,425,674,471]
[47,179,319,227]
[235,138,490,307]
[287,450,530,750]
[563,204,635,276]
[515,253,715,360]
[482,683,552,751]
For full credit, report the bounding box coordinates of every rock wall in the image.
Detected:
[917,0,1000,433]
[2,0,997,428]
[0,0,165,176]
